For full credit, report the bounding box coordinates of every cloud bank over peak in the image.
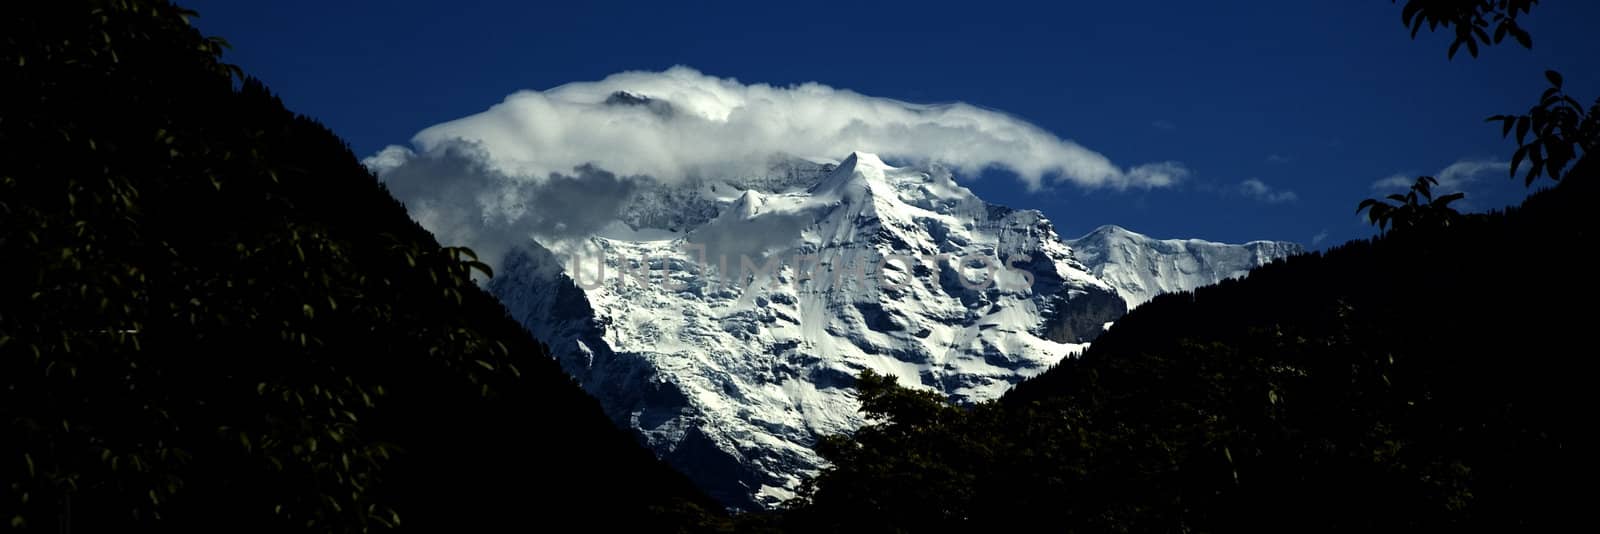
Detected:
[366,66,1185,191]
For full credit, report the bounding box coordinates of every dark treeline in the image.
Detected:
[2,2,718,531]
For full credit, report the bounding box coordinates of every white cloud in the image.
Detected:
[1151,120,1177,131]
[1237,178,1298,204]
[368,142,639,274]
[1436,159,1512,189]
[370,66,1183,192]
[1311,229,1329,246]
[1371,173,1413,191]
[1266,153,1292,164]
[364,66,1189,271]
[1371,158,1509,192]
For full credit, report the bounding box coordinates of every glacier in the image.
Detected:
[486,153,1299,508]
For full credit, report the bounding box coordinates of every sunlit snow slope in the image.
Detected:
[1067,225,1304,308]
[488,153,1297,508]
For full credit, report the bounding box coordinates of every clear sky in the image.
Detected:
[184,0,1599,249]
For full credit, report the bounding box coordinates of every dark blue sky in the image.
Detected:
[185,0,1598,248]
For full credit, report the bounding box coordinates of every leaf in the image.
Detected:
[1539,87,1562,106]
[1516,116,1531,143]
[1490,115,1514,137]
[1401,1,1421,27]
[466,260,494,279]
[1509,25,1532,48]
[1545,70,1563,89]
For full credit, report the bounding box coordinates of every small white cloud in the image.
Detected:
[363,145,414,175]
[1371,173,1414,190]
[1435,159,1511,190]
[1237,178,1298,204]
[1266,153,1292,164]
[1311,229,1329,246]
[1127,161,1190,188]
[1371,158,1509,192]
[1151,120,1177,131]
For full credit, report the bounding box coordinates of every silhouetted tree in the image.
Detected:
[1488,70,1599,185]
[1357,176,1465,233]
[1393,2,1597,187]
[1394,0,1537,59]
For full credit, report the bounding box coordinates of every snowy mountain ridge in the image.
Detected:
[1067,224,1305,308]
[486,153,1299,508]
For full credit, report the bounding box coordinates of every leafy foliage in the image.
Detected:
[1394,0,1536,59]
[1,2,713,531]
[1357,176,1465,233]
[1487,70,1599,185]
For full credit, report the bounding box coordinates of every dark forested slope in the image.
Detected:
[1,2,715,531]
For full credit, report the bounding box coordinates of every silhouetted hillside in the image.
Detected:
[1,2,717,531]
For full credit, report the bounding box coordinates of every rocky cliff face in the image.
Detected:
[488,154,1301,508]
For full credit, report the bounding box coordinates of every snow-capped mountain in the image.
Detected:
[1067,225,1305,308]
[487,153,1298,509]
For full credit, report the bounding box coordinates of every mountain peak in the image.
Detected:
[832,151,891,179]
[841,151,890,169]
[1082,224,1138,238]
[815,152,894,197]
[603,90,675,117]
